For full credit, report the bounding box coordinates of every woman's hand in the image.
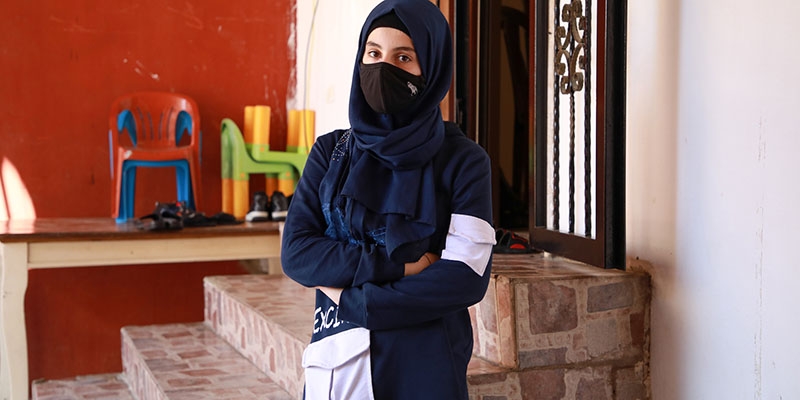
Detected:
[317,286,343,304]
[404,252,440,276]
[319,252,439,304]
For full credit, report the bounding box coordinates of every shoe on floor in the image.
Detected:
[246,191,271,222]
[270,191,289,221]
[182,210,217,227]
[211,212,241,225]
[136,201,184,231]
[492,228,539,254]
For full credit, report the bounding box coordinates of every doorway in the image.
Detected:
[451,0,531,230]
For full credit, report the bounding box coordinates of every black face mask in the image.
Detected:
[360,62,426,114]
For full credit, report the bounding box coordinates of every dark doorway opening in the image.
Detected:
[452,0,531,231]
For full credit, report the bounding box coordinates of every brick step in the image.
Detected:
[205,252,651,399]
[203,274,524,398]
[32,253,650,399]
[121,322,293,400]
[203,274,314,399]
[32,373,135,400]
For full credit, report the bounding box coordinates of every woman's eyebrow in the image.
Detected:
[392,46,416,53]
[364,41,416,54]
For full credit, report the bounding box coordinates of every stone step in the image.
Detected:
[33,253,649,399]
[467,357,649,400]
[203,274,523,399]
[121,322,293,400]
[203,274,314,399]
[470,253,650,386]
[204,252,651,399]
[31,373,135,400]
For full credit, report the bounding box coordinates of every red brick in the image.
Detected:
[519,369,566,400]
[528,281,578,334]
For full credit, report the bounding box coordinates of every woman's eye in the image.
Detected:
[367,50,380,58]
[398,54,411,63]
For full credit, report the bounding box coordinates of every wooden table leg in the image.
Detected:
[0,242,30,400]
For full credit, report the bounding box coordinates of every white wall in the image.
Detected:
[293,0,381,137]
[628,0,800,398]
[297,0,800,398]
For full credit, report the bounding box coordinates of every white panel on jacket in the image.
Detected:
[440,213,496,276]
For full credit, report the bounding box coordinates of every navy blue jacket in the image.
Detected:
[282,122,493,399]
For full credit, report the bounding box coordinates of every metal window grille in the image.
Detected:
[531,0,626,269]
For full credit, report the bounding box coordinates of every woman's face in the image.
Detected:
[362,27,422,77]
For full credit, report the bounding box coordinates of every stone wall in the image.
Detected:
[468,253,651,400]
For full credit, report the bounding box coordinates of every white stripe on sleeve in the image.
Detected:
[440,214,496,276]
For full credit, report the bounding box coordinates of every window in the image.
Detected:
[449,0,627,269]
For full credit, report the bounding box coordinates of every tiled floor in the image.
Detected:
[122,323,292,400]
[32,373,134,400]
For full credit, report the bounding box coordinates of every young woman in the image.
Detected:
[281,0,495,398]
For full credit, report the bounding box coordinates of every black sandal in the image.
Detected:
[136,202,184,231]
[137,202,243,229]
[210,212,242,225]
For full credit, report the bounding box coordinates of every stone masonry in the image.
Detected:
[32,252,650,400]
[468,253,651,400]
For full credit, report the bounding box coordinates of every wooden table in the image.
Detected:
[0,218,282,400]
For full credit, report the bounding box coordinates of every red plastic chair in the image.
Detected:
[109,92,202,221]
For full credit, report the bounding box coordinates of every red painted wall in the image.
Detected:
[0,0,295,217]
[0,0,295,384]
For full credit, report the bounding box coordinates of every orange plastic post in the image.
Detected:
[222,178,234,214]
[288,109,316,154]
[300,110,316,154]
[287,109,300,153]
[252,105,271,154]
[233,180,250,219]
[278,170,295,196]
[265,176,279,196]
